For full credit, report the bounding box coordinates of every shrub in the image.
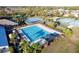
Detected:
[63,28,73,37]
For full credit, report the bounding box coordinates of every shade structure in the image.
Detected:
[0,19,18,26]
[0,25,9,53]
[0,25,8,47]
[58,18,79,27]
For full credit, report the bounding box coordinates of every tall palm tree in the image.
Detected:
[19,40,33,53]
[15,14,27,25]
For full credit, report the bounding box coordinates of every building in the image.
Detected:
[0,16,18,53]
[63,10,70,17]
[0,16,18,26]
[0,25,9,53]
[71,10,79,17]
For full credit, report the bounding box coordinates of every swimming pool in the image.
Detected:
[20,26,50,42]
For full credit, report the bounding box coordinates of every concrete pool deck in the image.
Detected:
[20,23,62,35]
[37,24,62,35]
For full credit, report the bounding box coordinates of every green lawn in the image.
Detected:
[42,27,79,53]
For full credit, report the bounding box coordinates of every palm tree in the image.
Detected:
[31,43,42,53]
[15,14,27,25]
[9,33,18,53]
[19,40,33,53]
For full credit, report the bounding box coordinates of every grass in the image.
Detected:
[75,40,79,53]
[42,38,69,53]
[41,27,76,53]
[56,26,73,37]
[47,23,54,28]
[42,37,77,53]
[42,26,79,53]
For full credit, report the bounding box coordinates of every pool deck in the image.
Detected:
[19,23,62,35]
[37,24,62,34]
[17,23,62,46]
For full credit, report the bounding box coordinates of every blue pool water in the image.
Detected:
[0,26,8,47]
[21,26,49,42]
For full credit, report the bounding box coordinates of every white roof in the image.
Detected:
[0,19,18,25]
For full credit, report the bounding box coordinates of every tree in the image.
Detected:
[15,14,27,25]
[19,40,33,53]
[9,46,15,53]
[9,33,17,44]
[9,33,18,53]
[31,43,42,53]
